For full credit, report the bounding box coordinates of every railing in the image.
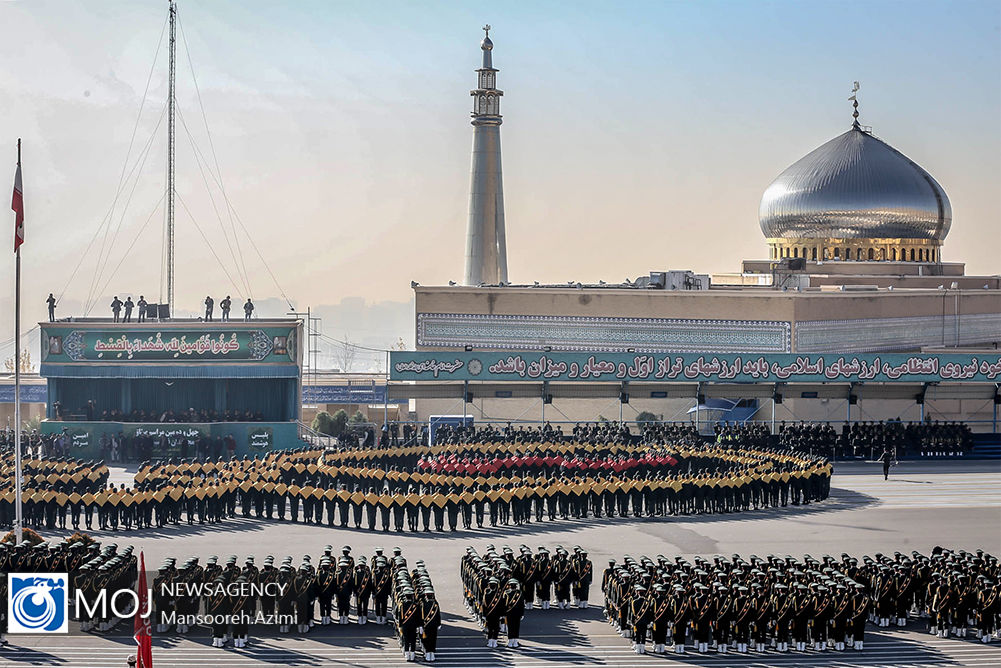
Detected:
[296,420,337,451]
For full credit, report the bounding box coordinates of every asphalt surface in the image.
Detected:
[3,459,1000,668]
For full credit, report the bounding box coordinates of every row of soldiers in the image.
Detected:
[844,420,972,459]
[435,422,634,446]
[602,547,1000,655]
[461,544,593,647]
[152,545,400,647]
[0,444,830,535]
[0,537,136,643]
[0,453,109,491]
[0,536,443,654]
[391,555,441,661]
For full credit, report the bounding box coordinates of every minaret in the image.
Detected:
[464,25,508,286]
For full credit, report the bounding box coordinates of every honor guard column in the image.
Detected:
[464,25,508,286]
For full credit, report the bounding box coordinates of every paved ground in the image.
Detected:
[3,460,1000,668]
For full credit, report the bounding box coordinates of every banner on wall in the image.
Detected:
[248,426,273,450]
[40,327,298,364]
[302,385,408,404]
[391,351,1001,384]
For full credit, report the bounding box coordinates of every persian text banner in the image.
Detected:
[41,327,298,364]
[391,352,1001,383]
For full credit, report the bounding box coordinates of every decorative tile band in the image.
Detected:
[796,313,1001,353]
[417,313,792,353]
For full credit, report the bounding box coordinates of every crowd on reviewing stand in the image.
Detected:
[50,400,265,423]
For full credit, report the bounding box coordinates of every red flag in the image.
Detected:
[11,160,23,252]
[133,551,153,668]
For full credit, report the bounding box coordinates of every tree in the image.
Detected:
[635,411,661,423]
[330,409,349,437]
[333,335,357,373]
[311,411,334,435]
[3,349,32,374]
[350,410,366,423]
[311,409,349,437]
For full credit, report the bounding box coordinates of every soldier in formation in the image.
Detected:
[603,548,1000,655]
[461,544,593,648]
[101,439,832,536]
[389,552,440,662]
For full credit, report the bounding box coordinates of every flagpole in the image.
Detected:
[13,137,23,545]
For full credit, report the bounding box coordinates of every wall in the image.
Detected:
[413,395,998,433]
[414,286,1001,354]
[38,420,300,458]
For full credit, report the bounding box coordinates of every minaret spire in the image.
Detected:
[464,25,508,286]
[849,80,860,129]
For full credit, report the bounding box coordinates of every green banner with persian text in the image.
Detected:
[391,351,1001,384]
[40,327,298,364]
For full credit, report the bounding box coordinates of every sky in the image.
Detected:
[0,0,999,364]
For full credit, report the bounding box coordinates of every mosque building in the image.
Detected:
[413,29,999,425]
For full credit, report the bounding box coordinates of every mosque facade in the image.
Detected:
[411,30,999,424]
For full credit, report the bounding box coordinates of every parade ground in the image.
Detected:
[2,459,999,668]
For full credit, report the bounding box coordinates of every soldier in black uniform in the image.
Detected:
[481,576,504,648]
[335,556,354,624]
[206,576,229,648]
[276,561,295,633]
[292,562,316,634]
[572,547,593,608]
[501,577,523,649]
[372,552,392,625]
[230,575,254,648]
[315,556,336,625]
[629,585,653,654]
[421,586,443,660]
[354,556,373,624]
[258,556,278,623]
[397,588,419,661]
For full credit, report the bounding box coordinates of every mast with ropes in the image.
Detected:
[165,0,176,313]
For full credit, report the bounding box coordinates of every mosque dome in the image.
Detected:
[759,124,951,262]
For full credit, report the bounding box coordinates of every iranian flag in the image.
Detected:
[11,158,23,252]
[133,551,153,668]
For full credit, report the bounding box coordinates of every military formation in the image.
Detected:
[602,547,1000,655]
[1,431,832,537]
[390,553,441,661]
[461,544,593,648]
[0,535,135,645]
[147,545,432,651]
[0,453,109,530]
[0,537,439,658]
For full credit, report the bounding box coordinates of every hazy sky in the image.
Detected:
[1,0,999,349]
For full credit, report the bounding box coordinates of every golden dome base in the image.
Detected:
[766,238,941,263]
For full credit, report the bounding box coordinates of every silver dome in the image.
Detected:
[759,126,951,241]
